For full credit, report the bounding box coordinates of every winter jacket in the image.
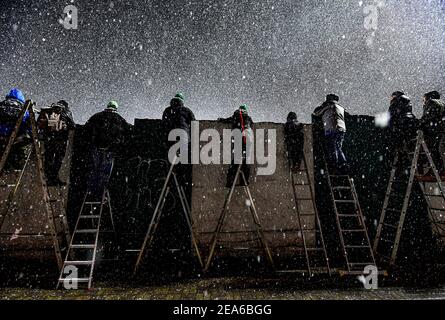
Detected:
[220,110,254,131]
[162,98,196,135]
[285,118,304,147]
[313,101,346,134]
[421,98,445,134]
[84,109,131,151]
[389,95,418,140]
[38,104,75,142]
[0,98,31,137]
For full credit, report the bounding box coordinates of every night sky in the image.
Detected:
[0,0,444,124]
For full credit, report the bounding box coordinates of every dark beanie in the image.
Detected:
[392,91,405,98]
[326,94,339,102]
[425,91,441,100]
[57,100,69,109]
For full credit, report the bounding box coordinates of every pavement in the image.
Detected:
[0,277,444,300]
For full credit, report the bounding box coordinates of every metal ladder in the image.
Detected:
[0,100,69,269]
[57,189,114,289]
[204,164,275,272]
[278,153,331,275]
[373,130,445,266]
[326,173,377,274]
[133,161,203,274]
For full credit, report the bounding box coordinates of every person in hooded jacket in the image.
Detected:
[37,100,75,186]
[0,88,31,170]
[219,104,254,188]
[84,101,131,200]
[162,93,196,163]
[388,91,418,156]
[313,94,348,173]
[421,91,445,175]
[285,112,305,172]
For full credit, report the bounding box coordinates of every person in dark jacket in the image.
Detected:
[0,88,31,170]
[162,93,195,163]
[37,100,75,186]
[219,104,254,188]
[421,91,445,175]
[388,91,418,156]
[84,101,131,200]
[285,112,305,172]
[313,94,348,173]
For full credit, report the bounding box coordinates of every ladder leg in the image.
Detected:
[373,154,398,253]
[240,172,275,269]
[29,105,64,269]
[204,164,242,272]
[173,174,204,269]
[134,161,176,274]
[0,148,32,234]
[290,168,312,275]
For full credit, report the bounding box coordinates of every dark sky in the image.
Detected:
[0,0,444,124]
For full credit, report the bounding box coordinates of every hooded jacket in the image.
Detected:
[0,98,30,137]
[421,98,445,133]
[38,103,75,141]
[162,98,196,134]
[84,109,131,151]
[285,113,304,145]
[313,100,346,134]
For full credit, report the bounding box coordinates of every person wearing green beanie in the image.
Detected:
[218,104,254,188]
[83,100,132,200]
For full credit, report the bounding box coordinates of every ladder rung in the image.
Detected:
[85,202,102,205]
[345,245,370,249]
[333,186,351,190]
[348,263,376,267]
[335,200,355,203]
[430,208,445,212]
[306,248,323,251]
[338,214,358,217]
[70,244,95,249]
[58,278,90,283]
[75,229,98,234]
[80,215,100,219]
[382,223,398,229]
[64,261,93,266]
[341,229,365,233]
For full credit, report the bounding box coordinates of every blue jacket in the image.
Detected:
[0,98,31,137]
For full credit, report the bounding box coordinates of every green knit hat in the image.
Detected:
[107,100,119,111]
[174,93,185,103]
[239,104,249,112]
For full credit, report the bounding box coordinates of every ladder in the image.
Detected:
[326,173,377,274]
[133,161,203,274]
[278,153,331,275]
[0,100,69,269]
[204,164,275,272]
[57,188,114,289]
[373,130,445,266]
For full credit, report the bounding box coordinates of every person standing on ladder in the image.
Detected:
[83,101,131,201]
[162,93,195,187]
[420,91,445,177]
[218,104,254,188]
[284,112,305,173]
[0,88,31,171]
[388,91,418,158]
[313,94,348,174]
[37,100,75,186]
